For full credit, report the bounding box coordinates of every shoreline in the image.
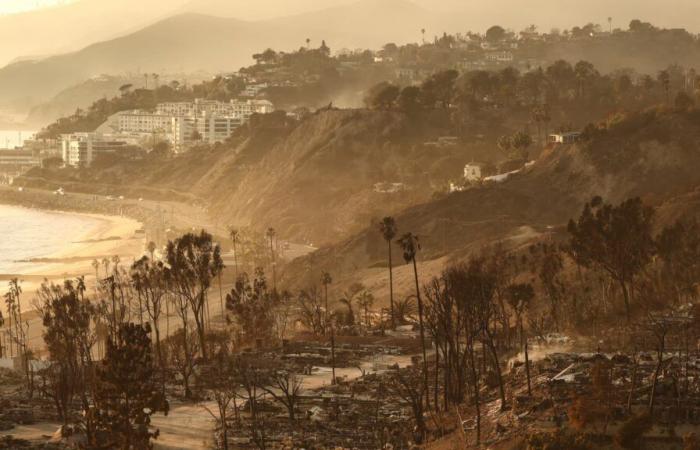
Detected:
[0,204,145,306]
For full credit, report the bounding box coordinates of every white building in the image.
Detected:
[171,114,244,151]
[117,111,173,134]
[117,99,275,152]
[549,132,581,144]
[463,163,484,182]
[241,83,269,98]
[0,150,41,169]
[61,133,130,167]
[485,51,514,63]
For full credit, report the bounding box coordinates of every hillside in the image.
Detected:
[281,106,700,288]
[19,108,504,243]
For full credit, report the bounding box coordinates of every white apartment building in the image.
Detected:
[155,99,273,119]
[229,99,275,120]
[155,102,196,116]
[0,150,41,169]
[61,133,130,167]
[117,111,173,134]
[117,99,275,152]
[171,114,244,151]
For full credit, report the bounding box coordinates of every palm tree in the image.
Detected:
[147,241,157,260]
[421,28,426,44]
[266,227,277,291]
[397,233,429,409]
[379,217,398,329]
[306,38,311,48]
[321,271,332,334]
[102,257,111,276]
[111,255,121,272]
[91,258,100,295]
[228,227,240,279]
[356,290,375,330]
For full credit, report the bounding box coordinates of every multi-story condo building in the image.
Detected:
[117,111,173,134]
[116,99,275,152]
[61,133,130,167]
[171,113,244,151]
[0,150,41,170]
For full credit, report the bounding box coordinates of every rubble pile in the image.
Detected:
[223,341,417,449]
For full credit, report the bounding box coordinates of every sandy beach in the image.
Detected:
[0,207,145,305]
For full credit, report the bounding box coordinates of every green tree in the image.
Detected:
[397,86,422,115]
[511,131,533,160]
[226,269,278,345]
[365,82,400,110]
[485,25,507,42]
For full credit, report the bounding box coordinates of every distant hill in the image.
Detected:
[25,75,149,127]
[0,0,191,67]
[0,0,452,115]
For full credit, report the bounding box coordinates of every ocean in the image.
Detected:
[0,205,102,274]
[0,130,36,149]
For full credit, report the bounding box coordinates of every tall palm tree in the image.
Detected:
[147,241,157,260]
[228,227,240,280]
[321,271,332,335]
[379,217,398,329]
[421,28,426,44]
[102,257,111,276]
[397,232,430,409]
[91,258,100,296]
[266,227,277,291]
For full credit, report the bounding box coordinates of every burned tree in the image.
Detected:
[131,256,170,389]
[166,231,224,359]
[387,366,427,444]
[507,283,535,396]
[91,323,169,449]
[260,369,304,422]
[200,347,239,450]
[38,281,98,426]
[567,196,655,321]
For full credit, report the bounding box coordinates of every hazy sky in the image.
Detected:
[0,0,75,15]
[1,0,699,66]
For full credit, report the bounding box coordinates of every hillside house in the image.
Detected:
[549,132,581,144]
[485,51,514,63]
[464,163,484,182]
